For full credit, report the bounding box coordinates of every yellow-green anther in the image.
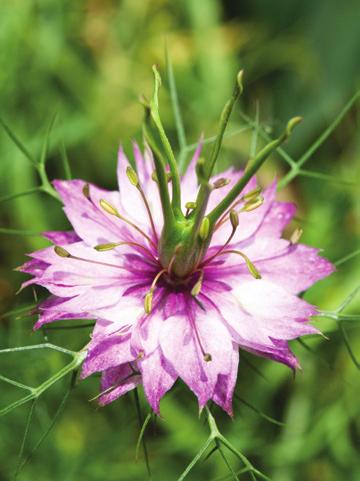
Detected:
[286,116,303,138]
[237,69,244,94]
[243,186,262,200]
[230,209,239,229]
[82,183,90,199]
[213,178,230,189]
[290,227,303,244]
[126,166,139,187]
[199,217,210,241]
[54,246,71,258]
[144,290,153,314]
[203,353,212,362]
[243,196,264,212]
[191,271,204,297]
[185,201,197,210]
[242,254,261,279]
[151,171,172,184]
[94,243,120,251]
[100,199,120,217]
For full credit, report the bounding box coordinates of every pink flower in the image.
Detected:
[19,142,334,415]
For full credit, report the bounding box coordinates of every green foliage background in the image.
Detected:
[0,1,359,480]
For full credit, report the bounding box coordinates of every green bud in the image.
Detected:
[237,69,244,95]
[286,116,303,138]
[199,217,210,241]
[126,166,139,187]
[54,246,71,258]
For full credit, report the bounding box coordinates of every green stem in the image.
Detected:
[208,117,302,225]
[142,123,175,229]
[150,66,182,215]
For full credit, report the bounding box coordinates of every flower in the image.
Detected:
[19,139,334,416]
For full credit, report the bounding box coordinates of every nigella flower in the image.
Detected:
[19,70,334,415]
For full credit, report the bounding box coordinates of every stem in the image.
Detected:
[143,123,175,229]
[150,66,182,215]
[208,117,302,225]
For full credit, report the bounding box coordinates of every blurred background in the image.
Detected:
[0,0,360,480]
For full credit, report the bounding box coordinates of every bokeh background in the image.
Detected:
[1,0,360,480]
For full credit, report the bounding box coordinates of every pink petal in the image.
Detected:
[99,364,141,406]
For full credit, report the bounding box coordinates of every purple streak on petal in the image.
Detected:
[43,231,80,245]
[138,348,177,414]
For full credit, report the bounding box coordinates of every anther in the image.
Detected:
[54,246,71,258]
[151,171,172,183]
[185,201,197,217]
[203,353,212,362]
[242,195,264,212]
[213,178,230,189]
[243,186,262,200]
[144,268,167,314]
[191,270,204,297]
[199,217,210,241]
[100,199,120,217]
[126,166,139,187]
[290,227,303,245]
[82,183,90,200]
[95,242,120,251]
[230,209,239,229]
[220,250,261,279]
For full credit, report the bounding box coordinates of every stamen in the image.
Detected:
[94,241,157,262]
[82,183,90,199]
[241,195,264,212]
[54,246,125,270]
[290,227,303,245]
[191,270,204,297]
[199,216,210,241]
[189,316,212,362]
[99,199,156,249]
[219,249,262,279]
[243,186,262,200]
[185,201,197,217]
[151,171,172,183]
[126,166,158,242]
[143,268,167,314]
[215,186,262,230]
[201,210,238,266]
[213,178,230,189]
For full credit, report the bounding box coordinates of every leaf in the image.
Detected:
[0,117,37,166]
